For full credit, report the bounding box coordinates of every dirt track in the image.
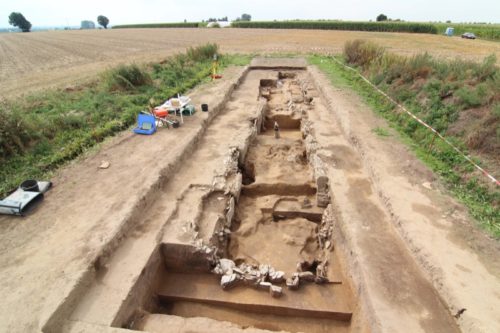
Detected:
[0,58,499,333]
[1,28,500,98]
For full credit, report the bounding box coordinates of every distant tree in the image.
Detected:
[8,12,32,32]
[97,15,109,29]
[376,14,388,22]
[241,13,251,21]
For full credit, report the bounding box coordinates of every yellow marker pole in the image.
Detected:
[212,54,219,80]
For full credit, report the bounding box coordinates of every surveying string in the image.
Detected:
[328,55,500,186]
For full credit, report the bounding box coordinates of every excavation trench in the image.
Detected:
[42,59,463,333]
[64,62,358,333]
[132,69,354,333]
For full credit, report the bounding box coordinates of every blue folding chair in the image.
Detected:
[133,113,157,135]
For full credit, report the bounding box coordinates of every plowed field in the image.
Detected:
[1,28,500,97]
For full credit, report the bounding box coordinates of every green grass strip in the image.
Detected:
[0,46,251,198]
[308,55,499,238]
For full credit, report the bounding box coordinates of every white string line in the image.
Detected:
[328,55,500,186]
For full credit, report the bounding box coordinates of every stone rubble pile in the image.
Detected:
[286,205,336,289]
[318,206,334,251]
[211,146,242,192]
[290,261,330,289]
[300,114,330,208]
[212,254,335,297]
[193,75,338,298]
[207,186,336,298]
[285,270,322,291]
[212,259,286,298]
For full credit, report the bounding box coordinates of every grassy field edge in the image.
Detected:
[309,55,499,238]
[0,46,252,197]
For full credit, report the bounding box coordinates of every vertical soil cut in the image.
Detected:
[138,70,356,333]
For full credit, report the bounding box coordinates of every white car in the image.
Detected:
[461,32,476,39]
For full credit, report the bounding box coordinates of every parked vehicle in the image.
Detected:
[461,32,476,39]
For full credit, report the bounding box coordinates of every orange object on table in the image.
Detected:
[154,107,168,117]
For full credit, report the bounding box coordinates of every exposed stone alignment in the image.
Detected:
[156,69,338,303]
[206,70,336,299]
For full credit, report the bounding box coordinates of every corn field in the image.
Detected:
[231,21,438,34]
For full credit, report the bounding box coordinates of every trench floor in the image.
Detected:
[154,69,356,333]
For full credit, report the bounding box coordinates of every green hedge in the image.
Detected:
[231,20,438,34]
[113,22,200,29]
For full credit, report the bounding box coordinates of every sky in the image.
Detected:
[1,0,499,28]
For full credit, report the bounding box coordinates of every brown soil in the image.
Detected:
[0,59,498,333]
[151,68,356,333]
[2,28,500,98]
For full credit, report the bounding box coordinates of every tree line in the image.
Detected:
[7,12,110,32]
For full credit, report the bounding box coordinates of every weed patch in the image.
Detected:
[309,53,499,238]
[0,44,250,197]
[103,64,151,91]
[342,40,500,155]
[372,127,391,137]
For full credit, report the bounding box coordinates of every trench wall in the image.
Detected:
[42,66,251,333]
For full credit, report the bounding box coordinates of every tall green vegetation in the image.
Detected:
[103,64,152,91]
[110,20,500,40]
[8,12,32,32]
[0,44,228,197]
[112,22,199,29]
[231,20,500,41]
[232,20,438,34]
[310,40,499,236]
[342,39,499,153]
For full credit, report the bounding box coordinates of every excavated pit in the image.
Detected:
[62,62,364,333]
[229,78,324,275]
[35,58,464,333]
[132,69,355,333]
